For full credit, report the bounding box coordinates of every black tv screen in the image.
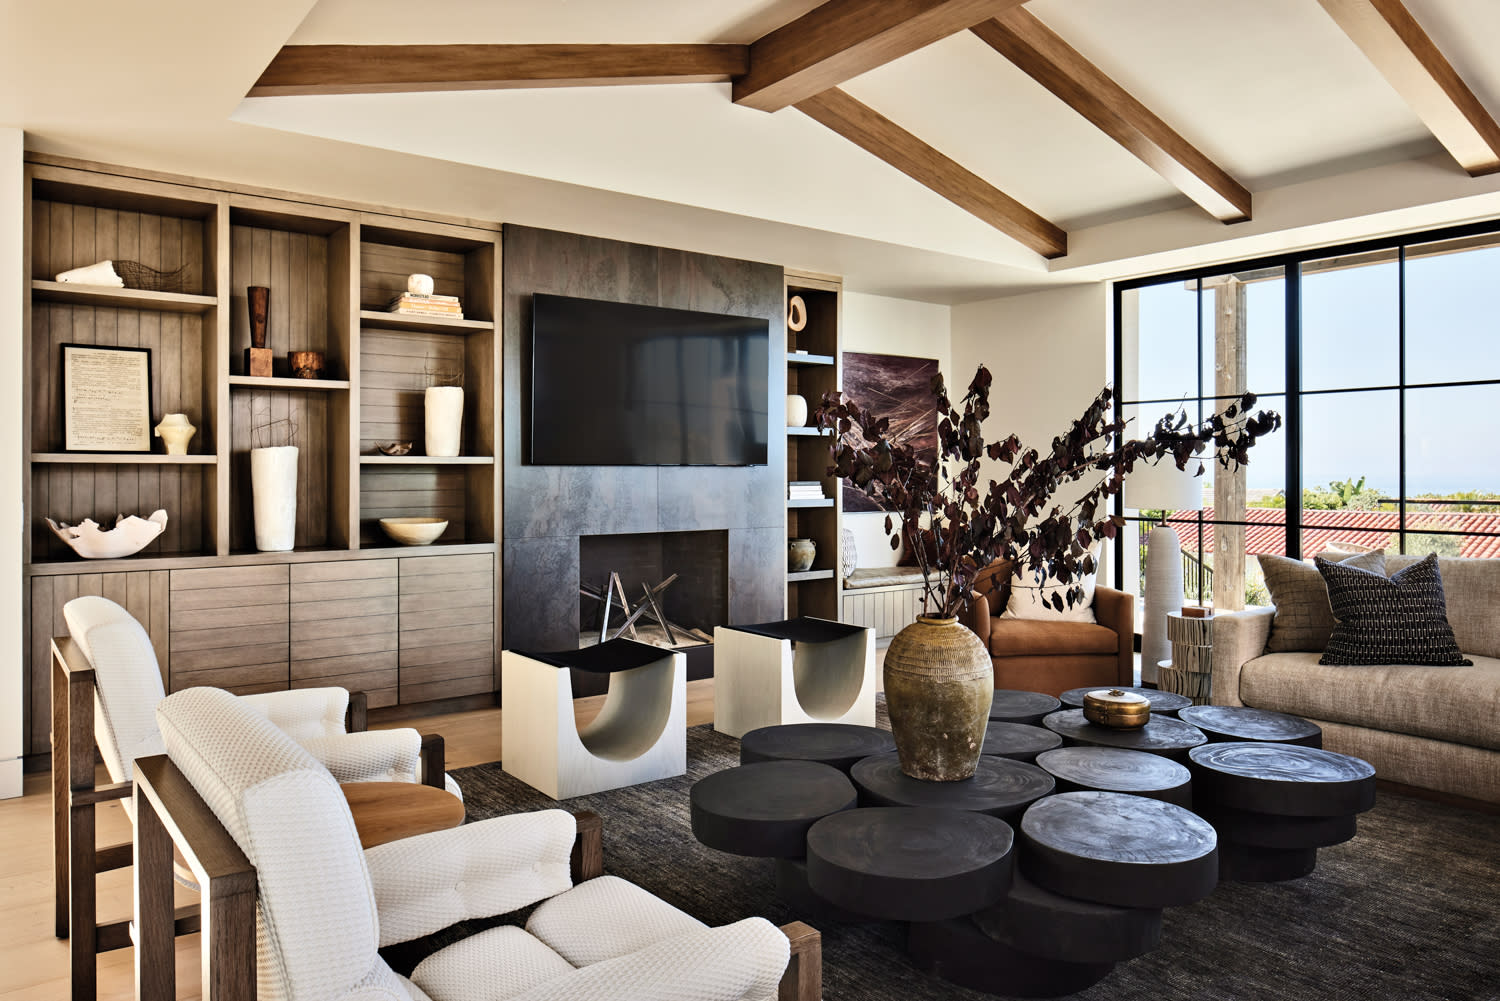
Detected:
[530,293,769,466]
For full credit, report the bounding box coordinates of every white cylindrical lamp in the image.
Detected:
[1124,460,1204,685]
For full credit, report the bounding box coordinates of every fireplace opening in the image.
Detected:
[578,530,729,652]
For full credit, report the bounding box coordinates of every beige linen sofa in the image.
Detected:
[1211,555,1500,805]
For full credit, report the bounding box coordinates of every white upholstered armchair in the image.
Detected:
[52,595,458,1001]
[131,687,820,1001]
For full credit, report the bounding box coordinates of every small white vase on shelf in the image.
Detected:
[154,413,196,455]
[251,445,298,552]
[425,386,464,457]
[786,394,809,428]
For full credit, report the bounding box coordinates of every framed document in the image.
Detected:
[62,344,154,453]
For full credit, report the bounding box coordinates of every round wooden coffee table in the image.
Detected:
[1019,791,1219,909]
[851,751,1055,821]
[1035,747,1192,808]
[690,760,857,858]
[1189,742,1375,882]
[806,806,1014,922]
[341,782,466,848]
[1043,709,1208,762]
[981,721,1063,762]
[1178,705,1322,747]
[739,723,895,773]
[1059,686,1192,716]
[990,689,1063,725]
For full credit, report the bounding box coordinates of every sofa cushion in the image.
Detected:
[1258,550,1385,653]
[1317,553,1470,667]
[1238,652,1500,752]
[988,617,1118,658]
[1002,564,1097,623]
[1387,555,1500,660]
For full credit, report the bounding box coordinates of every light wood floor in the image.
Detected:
[0,679,718,1001]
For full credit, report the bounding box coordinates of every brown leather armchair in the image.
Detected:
[959,560,1134,697]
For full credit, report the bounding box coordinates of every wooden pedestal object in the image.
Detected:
[244,346,274,378]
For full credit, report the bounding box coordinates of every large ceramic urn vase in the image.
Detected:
[882,615,993,781]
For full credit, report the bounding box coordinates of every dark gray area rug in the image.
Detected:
[406,722,1499,1001]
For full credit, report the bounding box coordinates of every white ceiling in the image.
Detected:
[7,0,1500,302]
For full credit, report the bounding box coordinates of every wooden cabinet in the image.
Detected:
[290,560,399,708]
[27,570,168,756]
[398,554,495,704]
[168,565,290,695]
[784,271,843,620]
[19,157,504,765]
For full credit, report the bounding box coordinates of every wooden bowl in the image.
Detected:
[379,517,448,546]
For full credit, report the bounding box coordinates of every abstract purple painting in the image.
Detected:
[839,352,939,513]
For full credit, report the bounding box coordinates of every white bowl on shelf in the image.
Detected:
[379,517,448,546]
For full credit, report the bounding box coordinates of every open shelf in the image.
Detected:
[788,426,832,437]
[359,454,494,465]
[30,452,217,464]
[31,280,217,313]
[359,310,493,335]
[787,498,834,508]
[787,351,836,366]
[229,376,351,391]
[788,569,836,582]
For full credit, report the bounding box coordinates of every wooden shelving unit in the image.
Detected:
[20,159,503,752]
[784,270,843,620]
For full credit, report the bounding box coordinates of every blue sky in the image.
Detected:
[1130,241,1499,497]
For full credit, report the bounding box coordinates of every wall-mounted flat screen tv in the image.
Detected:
[530,293,769,466]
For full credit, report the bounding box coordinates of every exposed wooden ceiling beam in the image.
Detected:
[971,11,1251,223]
[249,44,750,97]
[1315,0,1500,176]
[795,88,1066,258]
[734,0,1030,113]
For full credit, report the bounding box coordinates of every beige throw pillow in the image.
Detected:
[1258,550,1386,652]
[1002,566,1098,623]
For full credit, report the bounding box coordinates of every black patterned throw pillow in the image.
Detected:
[1315,552,1471,666]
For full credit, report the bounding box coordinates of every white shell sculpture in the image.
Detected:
[47,509,168,559]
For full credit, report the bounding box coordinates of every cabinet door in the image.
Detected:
[169,565,290,695]
[290,560,399,708]
[398,554,494,704]
[28,570,168,758]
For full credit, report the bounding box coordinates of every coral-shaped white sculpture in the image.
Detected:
[47,509,168,559]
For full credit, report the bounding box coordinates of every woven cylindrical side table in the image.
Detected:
[1162,613,1213,705]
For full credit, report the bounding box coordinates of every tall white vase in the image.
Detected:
[1141,524,1184,685]
[251,445,298,552]
[425,386,464,457]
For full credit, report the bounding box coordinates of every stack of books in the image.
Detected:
[788,480,826,501]
[387,292,464,318]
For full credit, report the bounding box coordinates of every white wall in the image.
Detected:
[840,291,951,568]
[1,129,23,798]
[950,282,1115,579]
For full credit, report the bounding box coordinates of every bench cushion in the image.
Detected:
[1240,652,1500,752]
[988,618,1119,658]
[844,567,925,589]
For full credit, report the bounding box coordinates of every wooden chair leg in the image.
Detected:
[570,811,604,882]
[51,655,70,940]
[420,733,446,789]
[65,662,97,1001]
[778,921,821,1001]
[134,786,175,1001]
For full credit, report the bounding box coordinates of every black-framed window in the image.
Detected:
[1112,222,1500,608]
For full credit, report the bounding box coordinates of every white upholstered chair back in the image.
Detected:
[240,687,350,742]
[157,687,409,1001]
[63,595,167,786]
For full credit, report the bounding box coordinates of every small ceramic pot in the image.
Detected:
[408,273,435,296]
[788,538,816,572]
[288,351,324,379]
[154,413,196,455]
[786,394,809,428]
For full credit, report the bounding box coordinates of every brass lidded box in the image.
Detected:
[1082,689,1152,730]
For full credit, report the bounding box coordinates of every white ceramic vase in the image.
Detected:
[425,386,464,457]
[251,445,298,552]
[154,413,196,455]
[786,394,809,428]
